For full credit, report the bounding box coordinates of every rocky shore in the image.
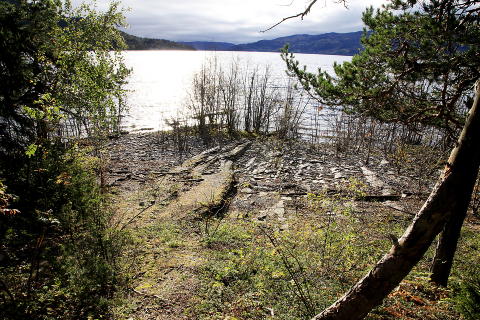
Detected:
[106,131,436,232]
[106,131,433,202]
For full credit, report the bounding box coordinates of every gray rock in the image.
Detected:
[334,172,347,179]
[240,187,253,194]
[256,213,268,221]
[361,166,386,189]
[273,206,285,216]
[380,159,389,166]
[246,157,256,167]
[383,201,404,211]
[253,168,265,175]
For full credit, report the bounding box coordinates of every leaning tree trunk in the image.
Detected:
[430,203,469,286]
[312,80,480,320]
[430,94,480,286]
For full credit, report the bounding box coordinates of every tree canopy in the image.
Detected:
[0,0,129,159]
[283,0,480,136]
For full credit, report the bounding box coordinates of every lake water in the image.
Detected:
[122,50,351,132]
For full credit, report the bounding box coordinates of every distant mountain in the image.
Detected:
[180,41,236,51]
[234,32,364,55]
[121,32,195,51]
[181,32,364,56]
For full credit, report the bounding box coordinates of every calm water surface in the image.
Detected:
[122,50,351,132]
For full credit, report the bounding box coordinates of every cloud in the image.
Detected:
[71,0,388,43]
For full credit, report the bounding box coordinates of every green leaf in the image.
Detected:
[26,144,38,157]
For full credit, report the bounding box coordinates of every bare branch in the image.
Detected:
[261,0,348,32]
[261,0,319,32]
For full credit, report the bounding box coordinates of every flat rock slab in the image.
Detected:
[161,142,251,220]
[255,198,288,230]
[123,142,252,311]
[361,166,395,195]
[166,161,234,219]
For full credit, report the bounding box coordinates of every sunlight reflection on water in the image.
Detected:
[122,50,351,132]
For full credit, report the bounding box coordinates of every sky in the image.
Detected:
[72,0,388,44]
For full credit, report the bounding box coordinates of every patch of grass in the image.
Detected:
[450,229,480,320]
[369,276,457,320]
[452,268,480,320]
[190,192,397,320]
[115,153,477,319]
[202,220,254,249]
[189,181,480,320]
[145,222,184,249]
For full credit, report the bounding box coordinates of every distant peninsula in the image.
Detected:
[121,32,195,51]
[181,31,364,56]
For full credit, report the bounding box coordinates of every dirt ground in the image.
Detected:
[106,131,477,320]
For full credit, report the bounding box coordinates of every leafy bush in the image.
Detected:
[0,145,129,319]
[0,1,130,318]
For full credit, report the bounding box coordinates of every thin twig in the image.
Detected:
[261,0,319,32]
[260,227,316,317]
[119,202,156,231]
[261,0,348,32]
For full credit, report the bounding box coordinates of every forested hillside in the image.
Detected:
[233,31,363,55]
[122,31,195,50]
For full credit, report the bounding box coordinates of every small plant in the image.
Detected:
[147,222,184,249]
[346,177,368,199]
[202,221,252,249]
[165,117,191,154]
[0,181,19,216]
[389,143,411,175]
[453,265,480,320]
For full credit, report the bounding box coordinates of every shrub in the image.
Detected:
[0,144,129,319]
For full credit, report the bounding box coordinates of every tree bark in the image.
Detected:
[430,89,480,286]
[312,80,480,320]
[430,206,468,286]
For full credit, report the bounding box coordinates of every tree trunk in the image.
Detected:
[430,92,480,287]
[312,80,480,320]
[430,204,468,286]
